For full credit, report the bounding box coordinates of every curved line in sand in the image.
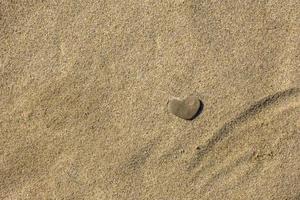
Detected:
[188,87,300,170]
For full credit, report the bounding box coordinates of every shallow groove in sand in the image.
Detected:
[198,150,256,191]
[188,87,300,170]
[121,139,159,174]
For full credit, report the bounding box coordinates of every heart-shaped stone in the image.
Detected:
[168,95,201,120]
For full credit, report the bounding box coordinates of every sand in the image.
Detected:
[0,0,300,199]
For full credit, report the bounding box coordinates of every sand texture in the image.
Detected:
[1,0,300,199]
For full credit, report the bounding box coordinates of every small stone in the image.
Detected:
[168,95,201,120]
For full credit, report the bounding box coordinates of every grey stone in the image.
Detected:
[168,95,201,120]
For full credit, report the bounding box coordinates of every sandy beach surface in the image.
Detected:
[1,0,300,199]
